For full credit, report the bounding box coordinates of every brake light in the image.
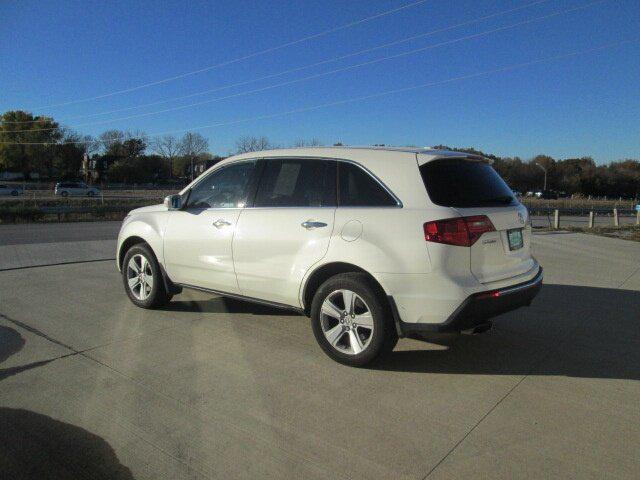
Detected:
[423,215,495,247]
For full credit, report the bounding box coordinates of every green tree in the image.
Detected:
[0,110,62,179]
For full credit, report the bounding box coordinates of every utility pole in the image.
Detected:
[535,162,547,191]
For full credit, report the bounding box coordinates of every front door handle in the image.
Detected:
[213,219,232,228]
[301,220,327,230]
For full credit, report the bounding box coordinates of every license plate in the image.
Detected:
[507,228,524,250]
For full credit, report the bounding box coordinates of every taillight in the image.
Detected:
[423,215,495,247]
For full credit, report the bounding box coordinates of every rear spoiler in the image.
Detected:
[417,152,492,166]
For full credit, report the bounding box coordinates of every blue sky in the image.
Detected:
[1,0,638,162]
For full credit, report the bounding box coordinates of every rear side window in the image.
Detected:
[254,159,336,207]
[338,162,398,207]
[420,159,515,208]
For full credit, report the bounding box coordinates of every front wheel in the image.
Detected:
[310,273,397,367]
[60,191,68,197]
[122,244,172,308]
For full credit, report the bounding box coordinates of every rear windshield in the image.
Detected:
[420,158,516,208]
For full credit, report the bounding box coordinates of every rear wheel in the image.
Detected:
[60,191,68,197]
[122,244,172,308]
[10,190,18,196]
[87,190,96,197]
[311,273,397,367]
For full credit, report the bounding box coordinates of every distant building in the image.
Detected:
[192,156,224,177]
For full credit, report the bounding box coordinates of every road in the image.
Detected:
[0,221,120,270]
[0,221,122,246]
[0,226,639,479]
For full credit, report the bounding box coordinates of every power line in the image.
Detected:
[2,38,634,146]
[6,0,552,123]
[25,0,430,110]
[3,0,608,133]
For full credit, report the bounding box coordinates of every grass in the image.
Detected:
[0,200,159,224]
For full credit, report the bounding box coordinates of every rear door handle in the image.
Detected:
[213,219,232,228]
[301,221,327,230]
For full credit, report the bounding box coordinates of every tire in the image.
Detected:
[61,191,68,197]
[310,272,398,367]
[87,191,95,197]
[122,243,172,309]
[10,190,18,196]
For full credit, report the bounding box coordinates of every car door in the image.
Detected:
[163,160,258,293]
[233,158,336,306]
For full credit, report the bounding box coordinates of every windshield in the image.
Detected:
[420,158,516,208]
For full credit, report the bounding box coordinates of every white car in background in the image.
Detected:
[54,182,100,197]
[117,147,542,366]
[0,184,23,196]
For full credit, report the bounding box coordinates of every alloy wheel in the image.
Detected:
[320,289,374,355]
[126,254,154,300]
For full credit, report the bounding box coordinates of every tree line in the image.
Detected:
[0,111,323,184]
[0,110,638,197]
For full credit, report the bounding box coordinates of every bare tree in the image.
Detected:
[179,132,209,181]
[235,135,271,154]
[98,130,125,154]
[83,135,100,156]
[293,138,323,147]
[152,134,181,178]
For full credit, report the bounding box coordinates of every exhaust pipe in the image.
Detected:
[462,321,492,335]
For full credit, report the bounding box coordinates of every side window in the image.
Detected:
[338,162,398,207]
[185,161,257,209]
[254,159,336,207]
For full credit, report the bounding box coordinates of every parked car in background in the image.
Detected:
[54,182,100,197]
[117,147,542,366]
[0,184,23,196]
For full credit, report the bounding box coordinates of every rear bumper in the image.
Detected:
[392,267,543,335]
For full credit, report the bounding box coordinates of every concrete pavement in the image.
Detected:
[0,232,639,479]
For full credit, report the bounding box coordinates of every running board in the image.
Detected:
[175,283,305,315]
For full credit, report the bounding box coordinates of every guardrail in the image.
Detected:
[531,207,640,229]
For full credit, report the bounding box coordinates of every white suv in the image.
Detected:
[117,147,542,366]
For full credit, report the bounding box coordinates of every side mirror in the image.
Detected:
[164,194,182,210]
